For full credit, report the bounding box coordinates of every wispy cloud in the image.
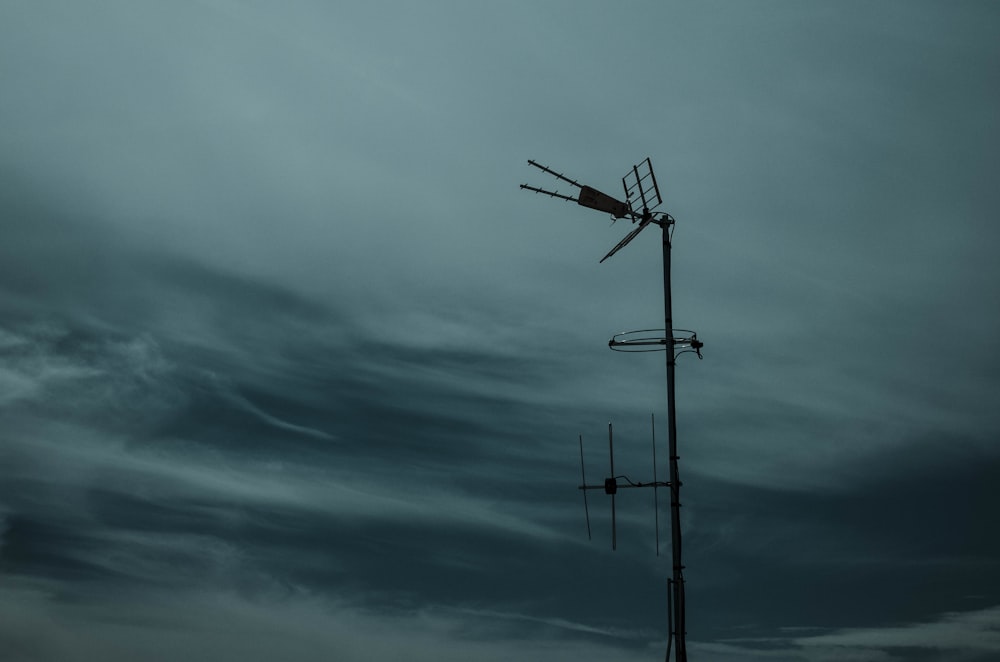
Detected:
[0,578,651,662]
[794,606,1000,656]
[712,605,1000,661]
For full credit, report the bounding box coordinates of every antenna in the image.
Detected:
[577,421,669,553]
[520,160,634,221]
[522,156,702,662]
[521,159,673,262]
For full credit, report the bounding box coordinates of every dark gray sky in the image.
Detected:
[2,2,999,661]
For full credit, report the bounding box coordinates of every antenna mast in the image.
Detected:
[521,158,702,662]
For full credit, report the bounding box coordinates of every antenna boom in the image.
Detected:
[527,159,583,188]
[519,183,577,203]
[521,161,632,220]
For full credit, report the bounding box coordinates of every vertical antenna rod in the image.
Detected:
[579,435,592,540]
[608,422,617,551]
[652,413,660,557]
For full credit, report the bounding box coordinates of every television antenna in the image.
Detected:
[521,158,702,662]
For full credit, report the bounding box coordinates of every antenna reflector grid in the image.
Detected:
[622,157,663,216]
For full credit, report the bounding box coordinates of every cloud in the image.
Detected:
[705,605,1000,662]
[0,579,653,662]
[795,606,1000,656]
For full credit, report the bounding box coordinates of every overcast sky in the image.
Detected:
[2,2,999,661]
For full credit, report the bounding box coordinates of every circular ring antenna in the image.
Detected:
[609,328,702,354]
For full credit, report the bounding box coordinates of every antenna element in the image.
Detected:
[577,421,669,552]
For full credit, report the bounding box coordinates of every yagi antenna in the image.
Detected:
[577,420,669,553]
[521,160,633,222]
[521,158,671,263]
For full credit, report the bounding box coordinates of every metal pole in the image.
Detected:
[662,217,687,661]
